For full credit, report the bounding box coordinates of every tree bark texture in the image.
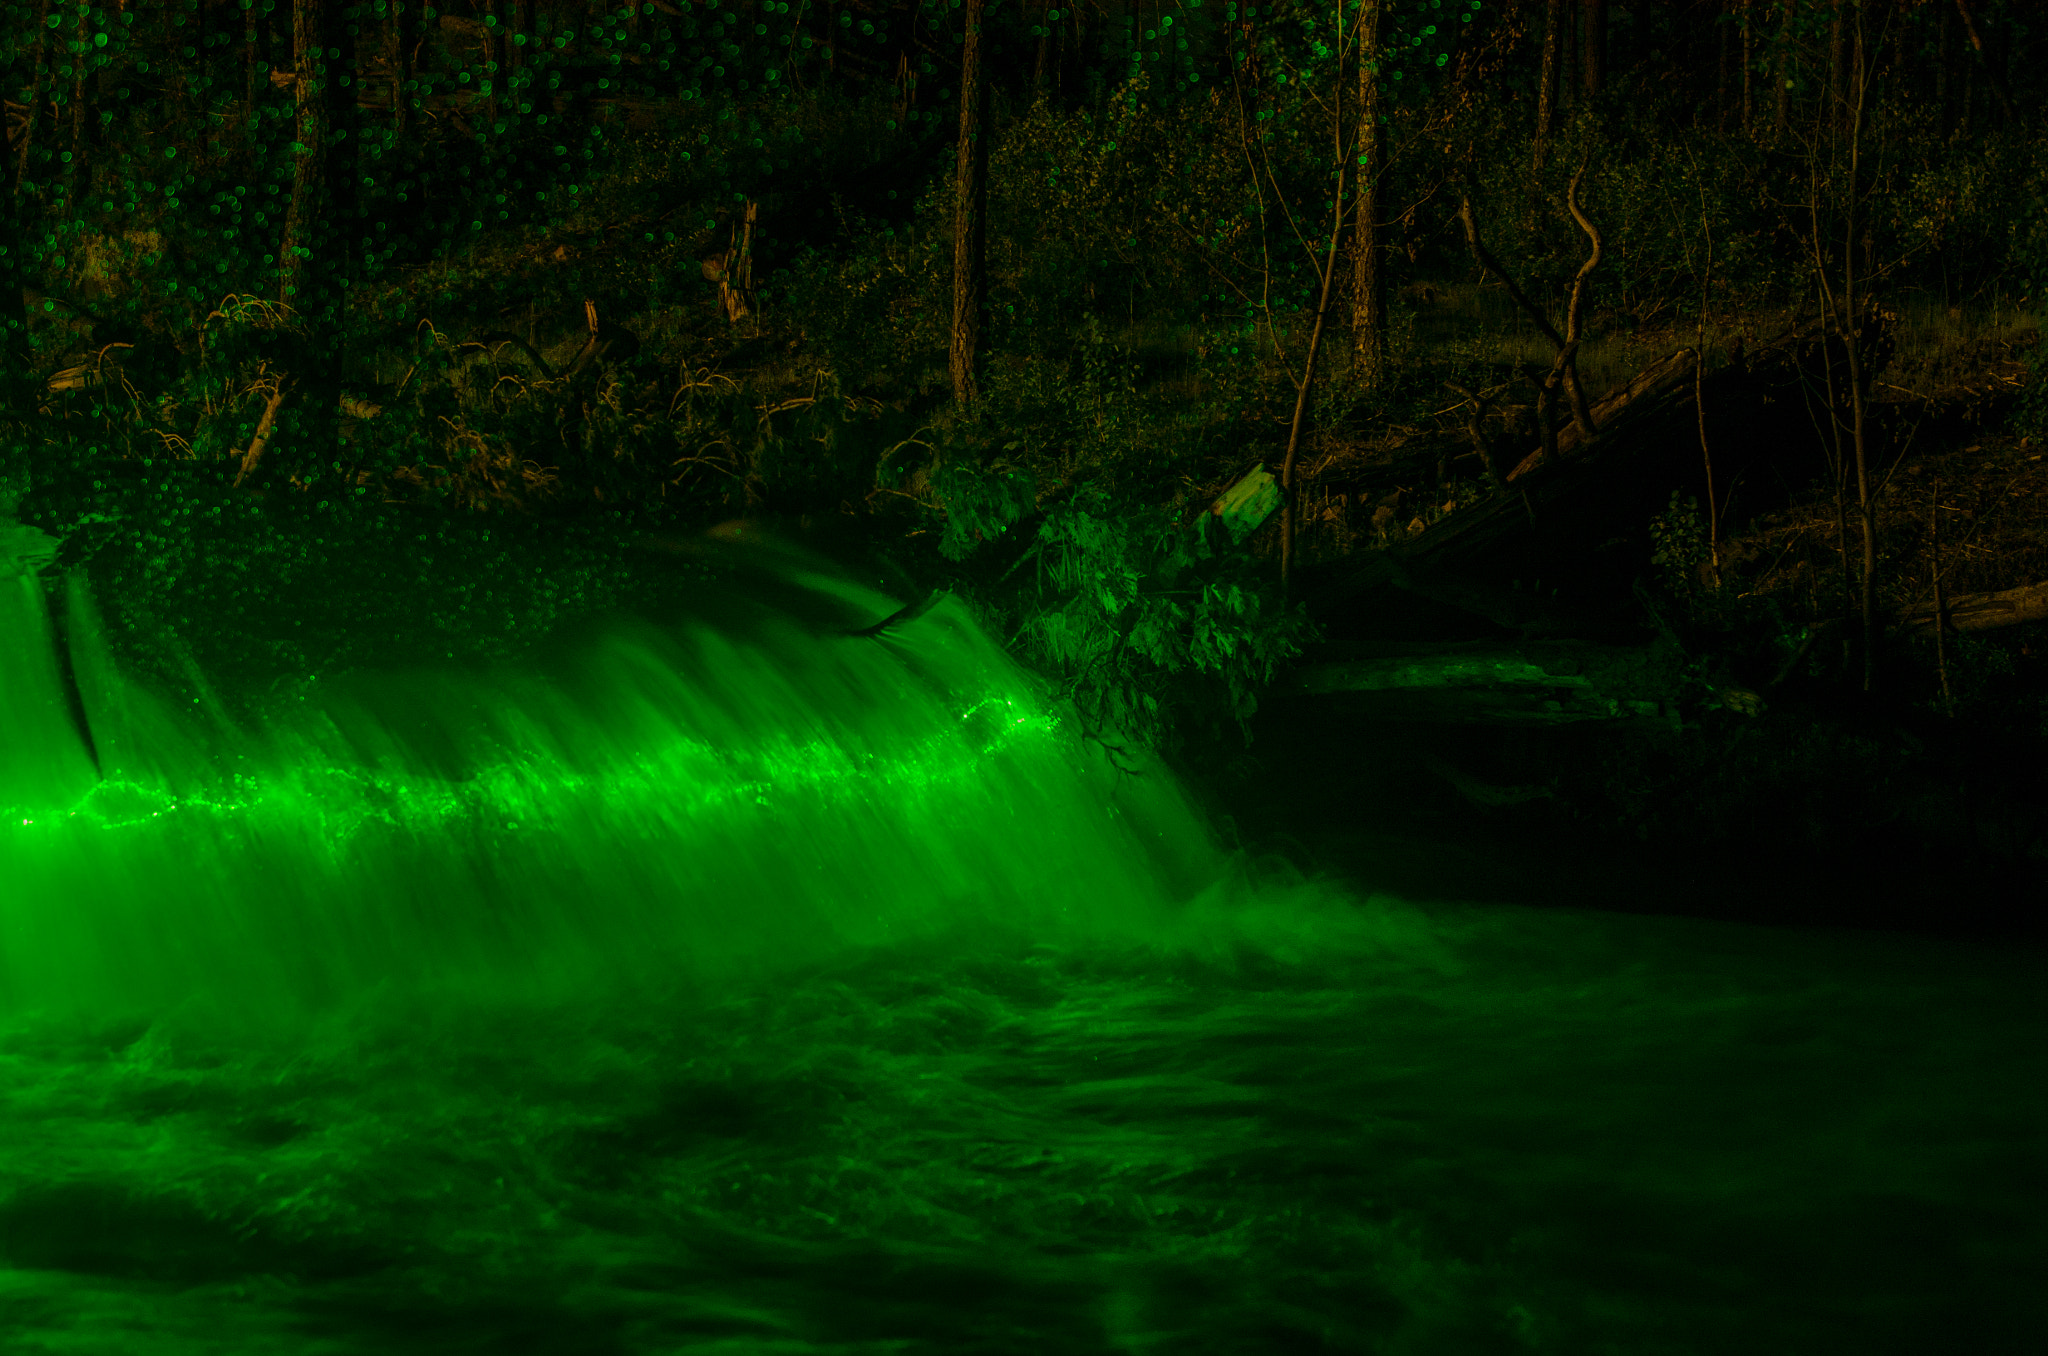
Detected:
[1902,579,2048,635]
[1774,0,1792,133]
[949,0,989,407]
[68,2,87,185]
[280,0,331,313]
[1581,0,1606,97]
[14,0,48,195]
[1352,0,1386,385]
[392,0,415,144]
[274,0,357,482]
[0,19,40,411]
[1534,0,1562,171]
[1739,0,1753,129]
[1282,6,1355,595]
[1950,0,2015,123]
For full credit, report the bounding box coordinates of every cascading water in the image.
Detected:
[0,528,2037,1355]
[1,542,1255,1036]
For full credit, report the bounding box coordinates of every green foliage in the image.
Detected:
[932,461,1035,561]
[1648,491,1711,599]
[1020,487,1313,750]
[937,479,1313,752]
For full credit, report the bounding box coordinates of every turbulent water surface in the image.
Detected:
[0,546,2040,1354]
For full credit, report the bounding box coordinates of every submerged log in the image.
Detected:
[1278,639,1674,725]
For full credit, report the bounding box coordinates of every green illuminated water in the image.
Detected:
[3,554,1222,1035]
[0,544,2041,1353]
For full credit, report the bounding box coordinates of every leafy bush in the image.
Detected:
[942,480,1313,755]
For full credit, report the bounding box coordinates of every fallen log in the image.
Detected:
[1278,639,1675,726]
[1899,579,2048,635]
[1300,328,1801,621]
[1503,344,1705,482]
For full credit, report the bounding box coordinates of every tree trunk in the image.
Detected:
[1352,0,1386,386]
[1951,0,2016,123]
[1716,0,1730,131]
[1457,165,1602,456]
[1281,0,1358,594]
[1034,0,1051,96]
[1828,2,1844,135]
[272,0,355,485]
[1937,5,1953,135]
[280,0,330,314]
[1843,20,1875,691]
[949,0,988,407]
[245,0,261,120]
[0,24,40,418]
[711,200,757,323]
[393,0,413,144]
[1739,0,1753,130]
[68,2,87,188]
[483,0,501,130]
[1534,0,1562,173]
[1581,0,1607,98]
[15,0,48,194]
[1774,0,1792,133]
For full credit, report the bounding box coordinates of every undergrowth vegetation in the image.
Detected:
[2,2,2044,770]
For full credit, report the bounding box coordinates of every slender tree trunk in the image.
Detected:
[1828,2,1844,136]
[246,0,261,119]
[949,0,988,406]
[1534,0,1562,172]
[1844,33,1876,692]
[0,24,40,413]
[1034,0,1050,96]
[1931,477,1952,713]
[1774,0,1792,134]
[1716,0,1731,131]
[1457,169,1601,453]
[1281,12,1351,598]
[1353,0,1386,386]
[1807,5,1878,687]
[1559,162,1602,442]
[1740,0,1753,130]
[1951,0,2015,123]
[280,0,331,313]
[16,0,49,194]
[264,0,356,487]
[68,2,87,187]
[484,0,501,130]
[393,0,412,145]
[1581,0,1606,98]
[1937,6,1954,136]
[511,0,526,86]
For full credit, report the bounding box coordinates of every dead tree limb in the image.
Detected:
[231,381,292,489]
[1457,159,1602,453]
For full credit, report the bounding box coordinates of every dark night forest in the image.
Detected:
[0,2,2042,1352]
